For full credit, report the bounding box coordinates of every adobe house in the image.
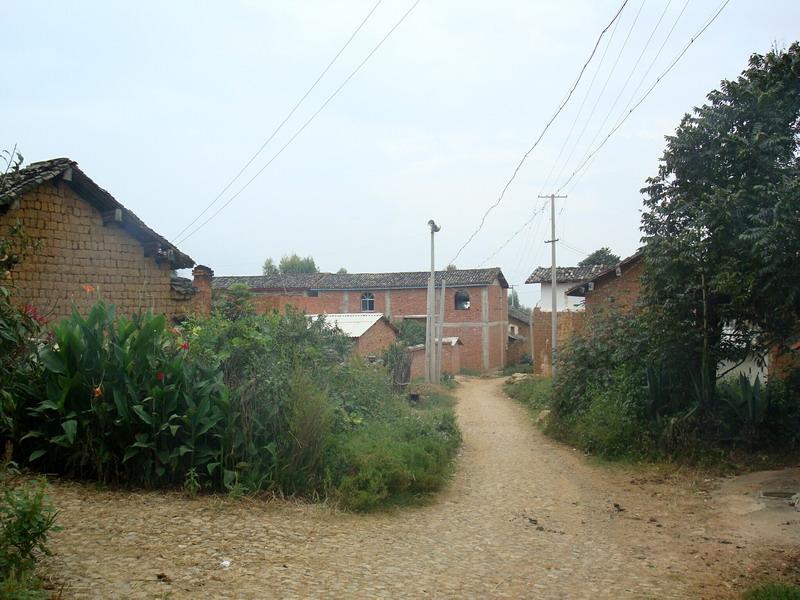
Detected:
[0,158,204,321]
[307,313,397,360]
[213,268,509,372]
[524,265,606,375]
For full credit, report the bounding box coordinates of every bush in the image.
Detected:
[0,465,59,598]
[22,302,229,489]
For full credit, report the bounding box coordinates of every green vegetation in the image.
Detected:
[0,463,59,599]
[262,253,319,275]
[536,44,800,463]
[743,583,800,600]
[578,247,620,267]
[0,277,460,510]
[395,318,425,347]
[504,377,551,414]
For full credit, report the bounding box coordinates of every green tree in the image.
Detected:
[262,258,278,276]
[336,267,348,274]
[262,254,319,276]
[578,247,620,267]
[508,289,520,309]
[640,43,800,407]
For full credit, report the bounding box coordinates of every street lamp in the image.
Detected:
[426,220,440,383]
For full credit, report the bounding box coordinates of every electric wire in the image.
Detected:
[175,0,421,245]
[563,0,675,184]
[477,201,549,267]
[447,0,629,265]
[547,0,647,190]
[171,0,384,242]
[555,0,731,193]
[537,3,626,195]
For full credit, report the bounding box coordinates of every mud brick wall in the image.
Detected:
[531,308,586,376]
[409,343,461,380]
[2,182,192,322]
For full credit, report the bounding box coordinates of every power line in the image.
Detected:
[478,201,548,267]
[175,0,421,245]
[537,1,626,195]
[447,0,629,265]
[556,0,731,194]
[171,0,384,242]
[548,0,647,190]
[565,0,675,181]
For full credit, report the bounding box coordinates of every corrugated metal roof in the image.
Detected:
[525,265,609,284]
[307,313,395,339]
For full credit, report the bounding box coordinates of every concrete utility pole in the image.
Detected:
[425,219,441,384]
[436,279,446,384]
[538,193,567,379]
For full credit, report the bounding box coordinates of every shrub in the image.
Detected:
[25,302,229,488]
[504,377,552,412]
[0,465,59,598]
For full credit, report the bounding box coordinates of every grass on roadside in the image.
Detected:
[330,385,461,512]
[503,376,552,417]
[743,583,800,600]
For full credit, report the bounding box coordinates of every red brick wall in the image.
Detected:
[584,259,644,315]
[239,278,508,372]
[355,320,397,358]
[2,182,193,321]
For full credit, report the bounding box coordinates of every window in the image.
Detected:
[455,290,470,310]
[361,292,375,312]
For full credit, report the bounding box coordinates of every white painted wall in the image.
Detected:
[538,283,585,312]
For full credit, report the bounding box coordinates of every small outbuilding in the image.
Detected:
[308,313,398,359]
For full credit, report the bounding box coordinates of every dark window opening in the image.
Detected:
[455,290,470,310]
[361,292,375,312]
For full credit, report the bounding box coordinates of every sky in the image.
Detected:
[3,0,799,308]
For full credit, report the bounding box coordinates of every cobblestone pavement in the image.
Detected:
[42,377,782,599]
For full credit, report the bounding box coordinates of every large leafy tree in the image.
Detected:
[641,43,800,402]
[578,247,620,267]
[262,254,319,276]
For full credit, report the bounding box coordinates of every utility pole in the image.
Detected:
[538,193,567,378]
[425,219,441,384]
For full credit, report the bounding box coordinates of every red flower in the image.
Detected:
[180,342,190,351]
[93,386,103,398]
[82,284,96,294]
[156,371,165,382]
[23,303,47,325]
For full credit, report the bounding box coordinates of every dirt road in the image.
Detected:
[42,377,796,598]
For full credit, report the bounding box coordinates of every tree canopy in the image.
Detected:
[641,43,800,387]
[578,247,620,267]
[262,254,319,276]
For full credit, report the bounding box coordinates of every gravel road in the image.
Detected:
[41,377,790,599]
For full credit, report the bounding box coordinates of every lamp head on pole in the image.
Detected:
[427,219,441,233]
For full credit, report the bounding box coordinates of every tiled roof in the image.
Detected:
[213,268,509,291]
[525,265,609,284]
[566,251,644,296]
[212,273,325,290]
[313,268,508,290]
[0,158,194,269]
[170,276,197,297]
[508,306,531,323]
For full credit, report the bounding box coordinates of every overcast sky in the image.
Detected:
[3,1,798,307]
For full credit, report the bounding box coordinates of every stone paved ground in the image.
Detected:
[40,378,795,599]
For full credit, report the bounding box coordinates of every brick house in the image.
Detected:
[565,252,644,315]
[409,337,463,379]
[0,158,202,321]
[213,268,509,372]
[524,265,607,375]
[308,313,397,359]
